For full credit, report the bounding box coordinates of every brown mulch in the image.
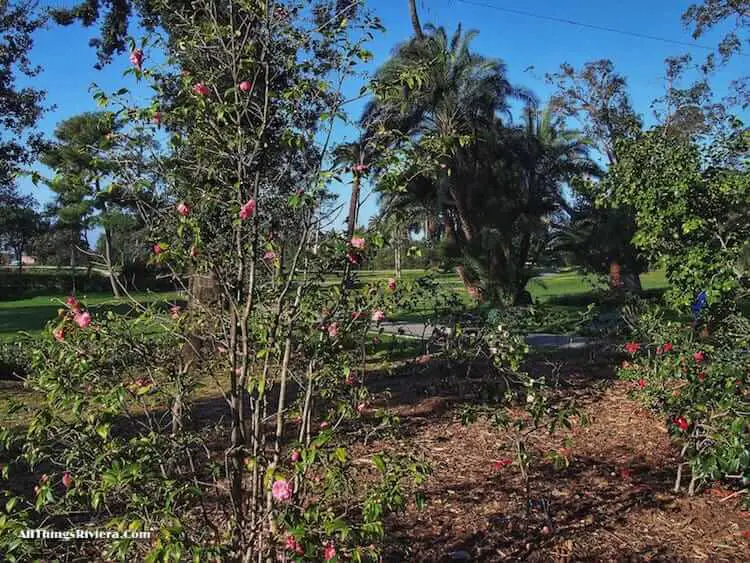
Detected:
[361,354,750,562]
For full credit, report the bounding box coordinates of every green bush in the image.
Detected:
[618,305,750,498]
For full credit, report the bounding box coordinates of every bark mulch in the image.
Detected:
[363,354,750,562]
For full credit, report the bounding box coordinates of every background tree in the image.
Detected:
[40,112,134,296]
[546,60,645,289]
[0,189,43,272]
[0,0,46,200]
[682,0,750,107]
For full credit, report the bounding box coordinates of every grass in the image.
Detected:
[0,269,670,340]
[0,291,181,340]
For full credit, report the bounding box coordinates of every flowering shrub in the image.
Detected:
[618,305,750,497]
[0,2,434,560]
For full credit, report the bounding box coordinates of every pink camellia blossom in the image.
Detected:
[290,450,301,463]
[239,198,256,220]
[74,311,92,329]
[693,351,706,363]
[192,82,210,96]
[387,278,397,291]
[263,250,277,261]
[239,80,252,92]
[324,542,336,561]
[638,378,647,389]
[285,535,303,555]
[66,295,79,309]
[350,236,365,249]
[271,479,293,502]
[62,471,73,489]
[624,341,640,354]
[169,305,181,320]
[129,49,144,68]
[176,201,190,216]
[153,243,163,255]
[492,458,513,471]
[371,310,385,323]
[327,322,339,338]
[319,421,329,429]
[53,327,65,342]
[675,416,689,432]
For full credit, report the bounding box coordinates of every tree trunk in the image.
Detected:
[408,0,424,40]
[346,175,361,239]
[103,227,121,298]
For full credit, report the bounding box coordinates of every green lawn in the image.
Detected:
[0,291,181,340]
[0,270,669,340]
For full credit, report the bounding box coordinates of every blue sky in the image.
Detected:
[19,0,746,231]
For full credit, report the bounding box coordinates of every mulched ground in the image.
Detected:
[361,352,750,562]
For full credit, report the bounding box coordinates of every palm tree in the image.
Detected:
[364,25,537,299]
[332,139,376,239]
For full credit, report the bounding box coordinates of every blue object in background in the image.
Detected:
[691,291,708,319]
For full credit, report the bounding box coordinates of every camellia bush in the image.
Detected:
[0,1,440,561]
[618,304,750,498]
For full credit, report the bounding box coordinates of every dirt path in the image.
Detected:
[365,355,750,562]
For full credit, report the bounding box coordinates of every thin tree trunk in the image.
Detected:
[103,227,121,298]
[346,175,361,239]
[408,0,424,39]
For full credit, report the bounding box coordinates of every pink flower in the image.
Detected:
[371,310,385,323]
[152,111,162,125]
[675,416,689,432]
[319,421,329,429]
[693,351,705,363]
[346,252,359,265]
[624,342,640,354]
[153,243,163,255]
[192,83,210,96]
[190,245,199,257]
[169,305,181,320]
[129,49,144,69]
[352,163,368,174]
[62,471,73,489]
[327,322,339,338]
[290,450,301,463]
[239,80,252,92]
[66,295,80,311]
[387,278,397,291]
[176,201,190,216]
[263,250,277,261]
[492,459,513,471]
[662,342,673,353]
[638,378,646,389]
[324,542,336,561]
[698,372,706,382]
[350,236,365,249]
[285,535,303,555]
[345,372,357,385]
[53,327,65,342]
[239,198,256,220]
[272,479,292,502]
[357,402,367,414]
[74,311,92,329]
